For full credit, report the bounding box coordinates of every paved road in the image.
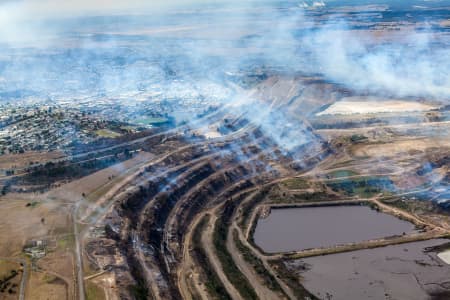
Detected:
[18,259,27,300]
[73,203,85,300]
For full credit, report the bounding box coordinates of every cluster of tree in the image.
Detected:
[0,270,19,294]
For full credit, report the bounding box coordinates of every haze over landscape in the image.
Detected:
[0,1,449,300]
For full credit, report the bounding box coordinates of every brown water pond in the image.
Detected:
[288,239,450,300]
[253,205,415,253]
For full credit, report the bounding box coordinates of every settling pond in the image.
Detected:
[253,205,416,253]
[288,239,450,300]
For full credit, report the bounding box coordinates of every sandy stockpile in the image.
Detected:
[317,97,438,116]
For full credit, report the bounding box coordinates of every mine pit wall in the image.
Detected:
[119,163,197,221]
[109,161,277,298]
[289,141,332,172]
[107,159,223,299]
[167,167,257,258]
[136,164,258,298]
[85,154,210,299]
[83,118,331,299]
[126,162,217,299]
[141,162,217,250]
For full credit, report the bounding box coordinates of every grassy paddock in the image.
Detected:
[95,129,122,138]
[86,281,105,300]
[280,178,309,190]
[327,176,393,198]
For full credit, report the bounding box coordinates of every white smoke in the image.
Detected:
[302,25,450,99]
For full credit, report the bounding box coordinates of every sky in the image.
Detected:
[1,0,199,15]
[0,0,257,44]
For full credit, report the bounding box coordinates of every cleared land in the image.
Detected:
[317,97,438,116]
[0,151,65,170]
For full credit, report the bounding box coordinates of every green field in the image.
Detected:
[86,281,105,300]
[327,176,392,198]
[57,234,75,250]
[280,178,309,189]
[95,129,122,138]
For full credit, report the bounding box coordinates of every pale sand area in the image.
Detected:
[317,97,438,116]
[352,137,450,158]
[438,250,450,264]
